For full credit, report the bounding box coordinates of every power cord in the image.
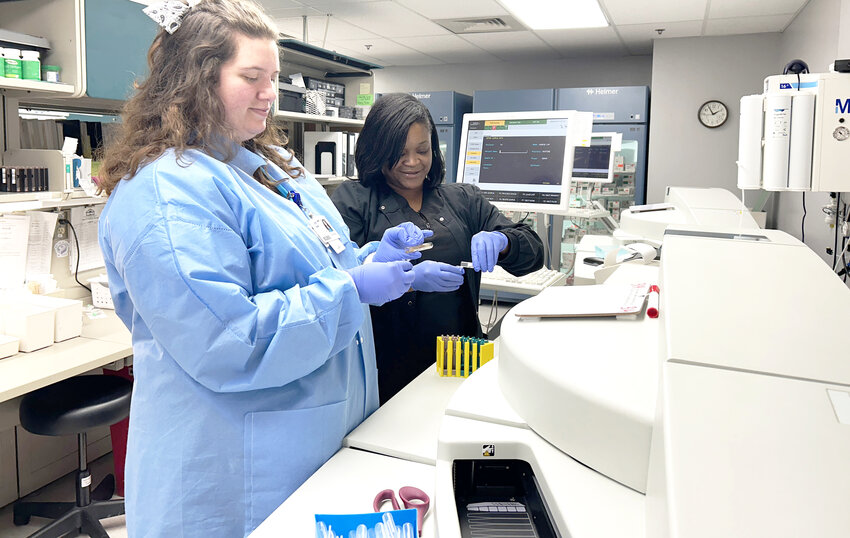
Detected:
[834,193,841,270]
[801,192,806,243]
[58,218,91,292]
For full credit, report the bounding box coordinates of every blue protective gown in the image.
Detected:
[98,145,379,537]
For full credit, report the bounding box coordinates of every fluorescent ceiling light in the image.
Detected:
[500,0,608,30]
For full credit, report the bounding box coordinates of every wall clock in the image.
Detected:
[698,100,728,128]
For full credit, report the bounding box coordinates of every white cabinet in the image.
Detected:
[0,0,84,99]
[0,399,20,507]
[0,428,16,507]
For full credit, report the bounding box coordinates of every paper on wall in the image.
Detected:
[25,211,58,279]
[0,214,30,290]
[68,205,105,272]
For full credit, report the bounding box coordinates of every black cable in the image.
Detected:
[801,192,806,243]
[59,218,91,292]
[841,202,850,282]
[834,193,841,270]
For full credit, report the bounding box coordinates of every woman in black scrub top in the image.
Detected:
[332,93,544,403]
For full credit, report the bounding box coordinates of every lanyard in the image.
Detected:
[257,165,345,253]
[275,181,308,216]
[257,166,309,216]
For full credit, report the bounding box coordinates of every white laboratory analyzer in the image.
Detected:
[433,223,850,537]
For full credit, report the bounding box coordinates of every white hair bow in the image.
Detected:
[143,0,202,34]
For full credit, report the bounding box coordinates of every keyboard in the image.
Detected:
[480,265,567,296]
[564,206,610,219]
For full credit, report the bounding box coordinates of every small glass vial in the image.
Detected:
[42,64,61,83]
[2,48,22,79]
[21,50,40,81]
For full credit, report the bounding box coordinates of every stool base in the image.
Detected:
[13,474,124,538]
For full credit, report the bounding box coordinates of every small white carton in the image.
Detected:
[1,304,54,352]
[19,295,83,342]
[0,335,19,359]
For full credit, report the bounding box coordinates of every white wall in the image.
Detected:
[774,0,842,265]
[841,0,850,54]
[646,34,781,204]
[371,55,653,95]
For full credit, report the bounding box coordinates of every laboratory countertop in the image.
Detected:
[252,362,470,535]
[0,310,132,404]
[343,364,466,465]
[249,448,436,538]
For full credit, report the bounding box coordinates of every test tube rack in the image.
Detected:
[436,335,494,378]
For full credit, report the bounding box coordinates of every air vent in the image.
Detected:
[434,16,526,34]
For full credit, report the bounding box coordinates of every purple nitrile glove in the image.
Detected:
[373,222,434,262]
[411,261,464,292]
[346,261,414,305]
[471,231,508,272]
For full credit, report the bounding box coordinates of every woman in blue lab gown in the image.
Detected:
[96,1,422,535]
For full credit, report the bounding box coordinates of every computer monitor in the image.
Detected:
[571,132,617,184]
[456,110,592,214]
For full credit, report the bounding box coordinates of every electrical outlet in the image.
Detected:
[56,210,69,239]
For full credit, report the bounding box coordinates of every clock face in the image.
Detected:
[698,100,728,128]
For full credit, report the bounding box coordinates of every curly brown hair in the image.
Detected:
[97,0,300,196]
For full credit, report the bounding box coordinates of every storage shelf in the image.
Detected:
[278,39,381,77]
[0,78,75,96]
[315,176,352,186]
[0,192,105,213]
[274,110,364,126]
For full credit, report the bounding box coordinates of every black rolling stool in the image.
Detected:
[13,375,132,538]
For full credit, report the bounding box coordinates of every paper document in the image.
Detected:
[0,215,30,289]
[25,211,58,279]
[69,205,105,272]
[513,282,650,318]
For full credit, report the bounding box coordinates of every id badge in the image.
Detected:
[309,215,345,253]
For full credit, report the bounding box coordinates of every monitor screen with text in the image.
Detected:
[457,111,589,214]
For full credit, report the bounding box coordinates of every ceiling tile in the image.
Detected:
[536,26,627,58]
[273,14,378,40]
[601,0,707,25]
[260,0,304,8]
[616,20,704,41]
[461,31,561,61]
[616,20,703,55]
[267,7,324,19]
[393,34,502,64]
[320,1,451,38]
[709,0,808,19]
[393,0,508,19]
[326,38,442,66]
[704,14,795,35]
[295,0,375,6]
[307,41,386,66]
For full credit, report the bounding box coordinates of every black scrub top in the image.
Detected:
[332,180,544,403]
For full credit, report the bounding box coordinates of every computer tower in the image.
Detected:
[303,132,357,177]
